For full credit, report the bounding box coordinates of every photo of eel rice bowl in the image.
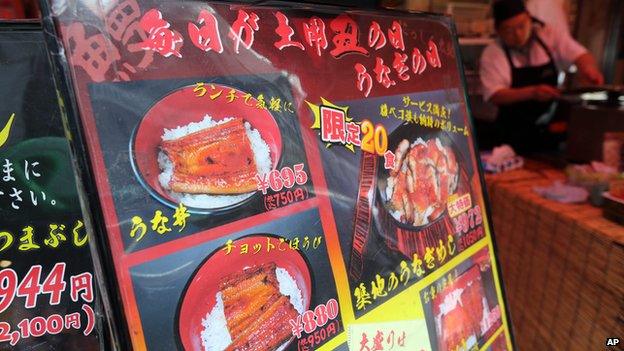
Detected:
[385,137,459,226]
[158,115,271,209]
[200,263,304,351]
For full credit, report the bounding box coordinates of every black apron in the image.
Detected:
[497,33,559,153]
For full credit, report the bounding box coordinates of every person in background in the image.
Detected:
[479,0,603,153]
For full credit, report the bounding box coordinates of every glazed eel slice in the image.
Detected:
[225,294,298,351]
[220,263,299,351]
[161,118,258,194]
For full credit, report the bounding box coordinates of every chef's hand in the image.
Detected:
[531,85,561,101]
[575,52,605,86]
[578,65,604,86]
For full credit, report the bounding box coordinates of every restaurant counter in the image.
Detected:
[485,164,624,350]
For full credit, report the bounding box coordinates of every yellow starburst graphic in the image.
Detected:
[305,98,357,153]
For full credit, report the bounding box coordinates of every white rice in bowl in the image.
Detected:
[158,115,272,209]
[200,266,304,351]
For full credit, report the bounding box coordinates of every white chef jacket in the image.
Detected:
[526,0,570,34]
[479,23,587,102]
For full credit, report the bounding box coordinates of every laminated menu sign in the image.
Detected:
[40,1,515,350]
[0,23,102,350]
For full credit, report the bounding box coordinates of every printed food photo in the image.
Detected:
[385,136,459,226]
[375,123,472,260]
[176,235,312,351]
[201,263,303,351]
[158,116,272,208]
[131,84,282,213]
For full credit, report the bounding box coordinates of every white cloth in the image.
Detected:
[479,23,587,101]
[526,0,570,34]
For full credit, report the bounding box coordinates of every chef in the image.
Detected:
[480,0,604,153]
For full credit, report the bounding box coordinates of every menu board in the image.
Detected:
[40,1,515,350]
[0,23,102,350]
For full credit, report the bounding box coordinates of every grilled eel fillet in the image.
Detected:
[161,118,258,194]
[220,263,299,351]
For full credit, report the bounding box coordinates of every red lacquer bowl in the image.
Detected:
[176,234,312,351]
[130,84,283,214]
